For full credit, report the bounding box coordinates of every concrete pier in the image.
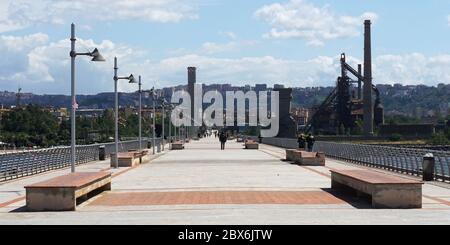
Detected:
[1,138,449,224]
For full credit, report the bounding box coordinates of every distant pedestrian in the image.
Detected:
[297,134,306,149]
[219,131,227,150]
[306,134,315,152]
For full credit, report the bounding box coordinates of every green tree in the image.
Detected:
[0,105,59,147]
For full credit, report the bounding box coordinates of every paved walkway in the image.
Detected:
[1,138,450,224]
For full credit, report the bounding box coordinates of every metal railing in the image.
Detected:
[313,141,450,182]
[258,137,450,182]
[0,139,156,182]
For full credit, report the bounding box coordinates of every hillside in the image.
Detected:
[1,83,449,117]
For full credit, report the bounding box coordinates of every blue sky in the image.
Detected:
[0,0,449,94]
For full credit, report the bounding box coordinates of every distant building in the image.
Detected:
[77,109,104,118]
[274,84,285,89]
[50,108,68,121]
[254,84,267,93]
[291,107,312,128]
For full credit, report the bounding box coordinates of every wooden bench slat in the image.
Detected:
[25,172,111,188]
[330,169,423,185]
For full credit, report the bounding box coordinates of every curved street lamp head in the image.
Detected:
[90,48,106,62]
[128,74,137,83]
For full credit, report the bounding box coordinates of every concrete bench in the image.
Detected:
[236,137,244,142]
[286,149,295,161]
[285,149,305,161]
[131,150,150,163]
[127,149,148,158]
[291,151,325,166]
[25,172,111,211]
[330,169,423,209]
[110,152,142,167]
[171,141,185,150]
[245,140,259,149]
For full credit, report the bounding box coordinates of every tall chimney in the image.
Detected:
[363,20,374,136]
[187,67,196,131]
[188,67,196,85]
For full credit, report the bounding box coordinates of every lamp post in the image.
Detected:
[138,76,142,153]
[113,57,136,168]
[70,23,105,173]
[161,98,168,151]
[168,104,174,144]
[150,87,156,155]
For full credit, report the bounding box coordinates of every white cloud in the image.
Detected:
[200,42,238,55]
[0,0,198,33]
[173,39,258,56]
[448,15,450,26]
[0,32,148,94]
[0,33,449,95]
[219,31,237,40]
[374,53,450,85]
[254,0,378,46]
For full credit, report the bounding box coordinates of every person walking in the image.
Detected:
[219,131,227,150]
[297,134,306,149]
[306,134,315,152]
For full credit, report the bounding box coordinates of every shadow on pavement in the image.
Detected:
[321,188,372,209]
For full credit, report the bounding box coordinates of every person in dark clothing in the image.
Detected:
[297,134,306,149]
[306,134,315,152]
[219,132,227,150]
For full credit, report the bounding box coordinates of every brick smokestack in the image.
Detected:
[188,67,196,85]
[187,67,196,131]
[363,20,374,136]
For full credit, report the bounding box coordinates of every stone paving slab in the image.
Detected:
[89,191,346,206]
[0,138,449,224]
[2,205,450,225]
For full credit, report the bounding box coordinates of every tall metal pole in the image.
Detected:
[162,104,165,151]
[152,91,156,155]
[70,23,76,173]
[174,114,178,141]
[114,57,119,168]
[168,107,171,144]
[357,64,362,100]
[138,76,142,152]
[183,126,186,144]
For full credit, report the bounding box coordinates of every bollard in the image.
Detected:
[99,145,106,161]
[422,153,435,181]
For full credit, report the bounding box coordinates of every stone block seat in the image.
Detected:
[110,151,146,167]
[244,140,259,149]
[285,149,303,161]
[330,169,423,209]
[290,150,325,166]
[25,172,111,211]
[171,141,185,150]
